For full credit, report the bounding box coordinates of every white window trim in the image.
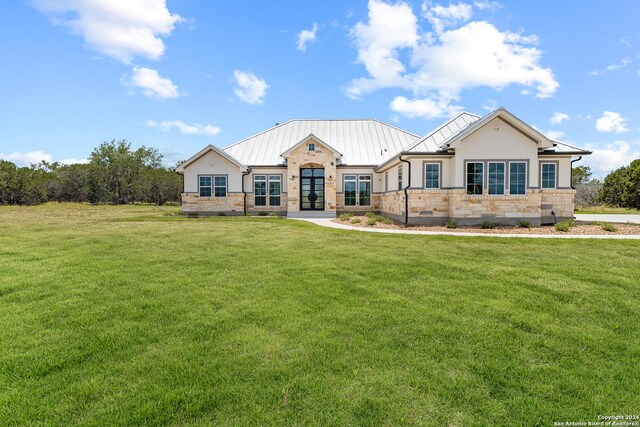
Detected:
[254,174,281,206]
[213,175,227,198]
[424,162,441,189]
[358,175,372,206]
[343,174,371,206]
[541,162,557,189]
[508,161,527,195]
[487,161,506,196]
[198,175,212,197]
[397,165,403,191]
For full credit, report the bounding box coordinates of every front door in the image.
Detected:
[300,168,325,210]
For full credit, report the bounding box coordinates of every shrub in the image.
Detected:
[365,212,376,219]
[601,222,618,232]
[517,220,531,228]
[480,220,495,229]
[217,212,227,216]
[269,211,277,217]
[378,215,393,224]
[258,211,268,216]
[554,219,575,232]
[187,212,199,218]
[339,213,353,221]
[366,218,378,226]
[445,220,458,229]
[350,218,361,224]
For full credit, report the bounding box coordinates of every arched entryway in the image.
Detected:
[300,167,324,210]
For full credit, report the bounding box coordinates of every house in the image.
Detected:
[176,107,591,226]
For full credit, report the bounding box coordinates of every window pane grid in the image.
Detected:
[541,163,556,189]
[398,165,403,191]
[214,176,226,197]
[344,175,357,206]
[425,163,440,189]
[199,176,212,197]
[466,163,483,195]
[509,163,526,195]
[488,162,505,195]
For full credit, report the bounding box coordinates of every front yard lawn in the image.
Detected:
[1,204,638,425]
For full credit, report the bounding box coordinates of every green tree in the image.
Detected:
[89,140,162,204]
[600,159,640,208]
[0,160,48,205]
[572,165,592,187]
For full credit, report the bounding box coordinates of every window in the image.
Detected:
[385,171,389,192]
[466,162,483,195]
[509,162,526,195]
[541,163,556,189]
[424,163,440,189]
[254,175,267,206]
[308,143,315,152]
[344,175,357,206]
[269,175,281,206]
[254,175,280,206]
[397,165,403,191]
[343,174,371,206]
[488,162,505,195]
[359,175,371,206]
[214,176,227,197]
[199,175,212,197]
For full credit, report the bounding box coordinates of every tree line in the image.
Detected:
[0,140,182,205]
[573,161,640,209]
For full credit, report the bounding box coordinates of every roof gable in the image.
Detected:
[280,134,342,159]
[176,144,247,173]
[447,108,554,150]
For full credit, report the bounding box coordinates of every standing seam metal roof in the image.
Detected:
[223,119,419,166]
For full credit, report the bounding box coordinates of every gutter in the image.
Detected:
[241,169,251,215]
[570,156,583,190]
[399,155,411,225]
[375,150,451,172]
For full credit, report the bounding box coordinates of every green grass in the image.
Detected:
[1,203,639,425]
[575,205,640,214]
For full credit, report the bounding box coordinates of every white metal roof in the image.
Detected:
[544,140,592,154]
[223,119,419,166]
[404,112,481,152]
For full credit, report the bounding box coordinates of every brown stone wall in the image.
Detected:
[181,193,244,215]
[246,192,288,214]
[541,189,575,221]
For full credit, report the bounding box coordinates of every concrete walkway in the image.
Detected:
[574,214,640,224]
[293,218,640,239]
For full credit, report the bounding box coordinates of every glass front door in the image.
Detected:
[300,168,325,210]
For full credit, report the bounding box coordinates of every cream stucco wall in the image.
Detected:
[452,117,539,188]
[183,150,244,193]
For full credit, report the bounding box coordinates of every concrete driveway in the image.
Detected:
[575,214,640,224]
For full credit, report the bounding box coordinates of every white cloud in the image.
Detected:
[347,0,558,119]
[590,58,630,76]
[473,1,502,11]
[584,141,640,177]
[59,158,89,165]
[33,0,183,63]
[424,2,473,34]
[550,112,569,125]
[146,120,220,136]
[544,130,565,140]
[0,150,52,166]
[297,23,318,52]
[390,95,462,120]
[595,111,629,133]
[123,67,179,100]
[233,70,269,105]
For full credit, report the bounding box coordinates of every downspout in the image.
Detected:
[241,169,251,216]
[399,155,411,225]
[570,156,583,189]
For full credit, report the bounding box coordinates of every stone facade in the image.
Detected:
[336,193,381,213]
[285,137,338,215]
[377,188,575,226]
[181,193,244,215]
[245,192,288,216]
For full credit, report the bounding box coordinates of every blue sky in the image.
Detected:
[1,0,639,178]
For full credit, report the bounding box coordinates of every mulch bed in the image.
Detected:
[334,215,640,235]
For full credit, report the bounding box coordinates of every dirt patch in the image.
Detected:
[335,215,640,235]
